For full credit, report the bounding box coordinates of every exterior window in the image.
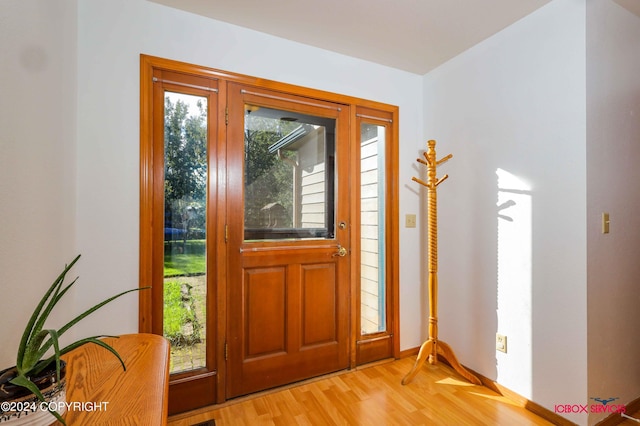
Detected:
[163,92,208,373]
[360,123,386,334]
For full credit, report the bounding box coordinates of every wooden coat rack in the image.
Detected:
[402,140,481,386]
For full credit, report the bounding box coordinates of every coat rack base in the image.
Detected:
[401,338,481,385]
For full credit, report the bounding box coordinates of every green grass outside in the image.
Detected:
[163,280,201,344]
[164,239,206,277]
[163,280,187,339]
[163,240,205,348]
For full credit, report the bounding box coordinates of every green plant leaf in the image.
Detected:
[9,374,66,425]
[25,276,79,369]
[35,287,149,358]
[59,287,147,336]
[35,336,127,377]
[28,329,61,378]
[15,255,81,371]
[63,338,126,370]
[21,329,53,373]
[32,276,79,337]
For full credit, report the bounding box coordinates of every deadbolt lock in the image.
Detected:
[338,221,347,230]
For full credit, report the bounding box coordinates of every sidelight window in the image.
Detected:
[360,123,387,334]
[163,91,208,373]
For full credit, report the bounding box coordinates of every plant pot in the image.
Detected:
[0,360,67,425]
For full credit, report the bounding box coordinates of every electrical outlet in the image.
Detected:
[405,214,416,228]
[496,334,507,353]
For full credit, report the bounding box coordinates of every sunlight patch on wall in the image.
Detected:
[496,168,533,398]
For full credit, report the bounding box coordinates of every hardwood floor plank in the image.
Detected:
[168,357,555,425]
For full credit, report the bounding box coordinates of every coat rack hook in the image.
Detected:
[435,174,449,187]
[436,153,453,166]
[422,152,433,166]
[411,176,430,188]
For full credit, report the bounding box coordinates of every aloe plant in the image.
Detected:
[7,254,145,425]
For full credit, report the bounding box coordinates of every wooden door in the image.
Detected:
[226,84,350,398]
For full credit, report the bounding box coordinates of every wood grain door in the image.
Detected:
[226,84,350,398]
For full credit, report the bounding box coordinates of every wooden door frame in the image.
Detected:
[139,57,223,413]
[353,106,399,365]
[139,54,399,408]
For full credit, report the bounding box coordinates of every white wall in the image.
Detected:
[72,0,424,347]
[8,2,637,425]
[0,0,423,372]
[423,0,588,424]
[0,0,78,368]
[586,1,640,424]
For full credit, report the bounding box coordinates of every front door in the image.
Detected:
[226,84,350,398]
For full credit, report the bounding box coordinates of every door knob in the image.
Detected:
[333,245,348,257]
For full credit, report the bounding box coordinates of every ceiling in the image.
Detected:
[614,0,640,18]
[148,0,554,75]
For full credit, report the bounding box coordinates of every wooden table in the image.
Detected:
[62,333,169,425]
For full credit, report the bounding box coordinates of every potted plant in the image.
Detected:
[0,254,146,425]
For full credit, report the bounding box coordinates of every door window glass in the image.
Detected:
[244,105,336,241]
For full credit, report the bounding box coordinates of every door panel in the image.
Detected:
[244,266,286,357]
[230,249,348,397]
[301,263,337,346]
[227,84,350,398]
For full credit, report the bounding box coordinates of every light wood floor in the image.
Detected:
[168,357,554,426]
